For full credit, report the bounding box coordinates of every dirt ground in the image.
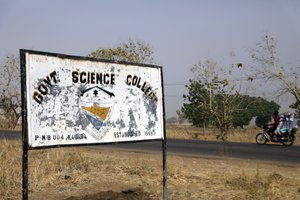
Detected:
[1,126,300,199]
[27,147,300,200]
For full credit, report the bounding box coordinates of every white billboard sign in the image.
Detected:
[22,50,164,148]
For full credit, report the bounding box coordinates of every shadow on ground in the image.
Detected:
[65,188,153,200]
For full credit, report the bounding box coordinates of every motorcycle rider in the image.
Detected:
[287,113,297,132]
[274,114,286,139]
[269,111,280,137]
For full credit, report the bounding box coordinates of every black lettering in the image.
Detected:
[33,71,60,104]
[111,73,115,85]
[132,76,138,86]
[43,76,52,86]
[80,72,87,83]
[38,83,48,95]
[33,92,43,104]
[73,71,115,85]
[104,73,110,84]
[90,72,95,84]
[72,71,79,83]
[150,91,158,102]
[136,77,142,88]
[87,72,90,83]
[145,86,152,95]
[126,75,132,85]
[141,82,147,92]
[96,73,102,84]
[49,71,59,83]
[126,75,158,102]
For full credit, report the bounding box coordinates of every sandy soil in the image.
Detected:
[29,148,300,200]
[1,126,299,199]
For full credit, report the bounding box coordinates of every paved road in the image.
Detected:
[0,130,21,139]
[2,131,300,165]
[93,139,300,165]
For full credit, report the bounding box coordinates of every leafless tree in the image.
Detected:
[190,59,246,140]
[0,55,21,129]
[250,34,300,116]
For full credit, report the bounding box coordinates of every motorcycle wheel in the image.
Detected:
[282,136,294,146]
[256,133,267,145]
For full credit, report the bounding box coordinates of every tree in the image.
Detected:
[182,80,212,128]
[250,34,300,120]
[253,97,280,127]
[183,59,247,140]
[231,95,256,128]
[0,55,21,129]
[231,95,280,128]
[88,38,155,64]
[183,78,280,130]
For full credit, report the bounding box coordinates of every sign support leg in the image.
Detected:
[162,138,167,200]
[20,50,28,200]
[22,135,28,200]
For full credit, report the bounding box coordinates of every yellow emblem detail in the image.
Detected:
[82,105,110,121]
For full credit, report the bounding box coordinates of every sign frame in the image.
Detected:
[20,49,167,199]
[21,50,165,148]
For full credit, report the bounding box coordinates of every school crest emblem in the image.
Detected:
[79,86,115,138]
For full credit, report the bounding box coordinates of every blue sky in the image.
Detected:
[1,0,300,117]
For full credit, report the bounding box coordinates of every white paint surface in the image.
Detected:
[24,52,164,148]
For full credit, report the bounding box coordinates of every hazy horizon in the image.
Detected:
[1,0,300,117]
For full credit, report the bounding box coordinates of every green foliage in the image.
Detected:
[253,98,280,127]
[231,96,279,128]
[88,39,154,64]
[231,96,255,128]
[183,59,248,140]
[255,116,271,128]
[182,80,212,127]
[182,56,282,139]
[183,81,280,130]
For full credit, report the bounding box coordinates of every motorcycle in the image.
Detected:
[255,124,297,146]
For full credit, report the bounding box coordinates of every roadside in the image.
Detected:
[1,139,300,200]
[166,124,300,146]
[2,124,300,145]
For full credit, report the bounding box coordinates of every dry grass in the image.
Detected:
[166,124,259,141]
[0,139,22,199]
[1,139,300,200]
[0,139,94,199]
[166,124,300,145]
[3,123,299,145]
[226,170,297,199]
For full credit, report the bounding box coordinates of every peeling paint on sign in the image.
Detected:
[25,52,164,148]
